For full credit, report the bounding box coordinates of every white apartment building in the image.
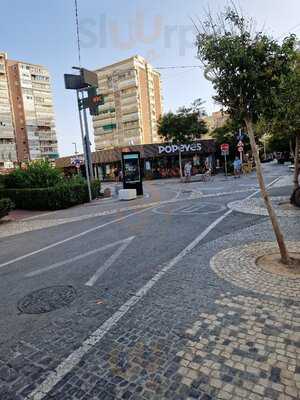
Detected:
[7,58,58,161]
[93,55,163,150]
[0,52,17,167]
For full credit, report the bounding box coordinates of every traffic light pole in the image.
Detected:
[82,106,94,180]
[76,89,92,202]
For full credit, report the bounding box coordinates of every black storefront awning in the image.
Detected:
[56,140,216,169]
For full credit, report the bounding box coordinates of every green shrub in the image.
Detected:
[0,179,101,211]
[0,174,6,189]
[0,198,13,219]
[5,160,63,189]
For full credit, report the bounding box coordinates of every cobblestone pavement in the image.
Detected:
[0,216,296,400]
[211,241,300,300]
[228,196,300,217]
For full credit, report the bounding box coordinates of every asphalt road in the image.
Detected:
[0,162,292,400]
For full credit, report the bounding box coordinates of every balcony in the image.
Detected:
[118,78,137,90]
[122,112,139,123]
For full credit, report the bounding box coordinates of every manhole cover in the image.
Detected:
[18,286,77,314]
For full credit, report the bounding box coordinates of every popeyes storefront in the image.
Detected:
[55,139,216,181]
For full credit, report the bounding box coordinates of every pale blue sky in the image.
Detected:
[1,0,300,156]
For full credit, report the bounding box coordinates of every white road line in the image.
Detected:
[0,177,280,271]
[24,210,233,400]
[25,176,281,400]
[25,237,135,278]
[85,237,134,287]
[0,208,149,270]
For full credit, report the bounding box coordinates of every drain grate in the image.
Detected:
[18,285,77,314]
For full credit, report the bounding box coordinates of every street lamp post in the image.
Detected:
[72,142,78,155]
[76,89,92,201]
[64,67,101,202]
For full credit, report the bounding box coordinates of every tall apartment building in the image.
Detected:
[0,52,17,166]
[0,52,58,165]
[7,57,58,161]
[93,55,163,150]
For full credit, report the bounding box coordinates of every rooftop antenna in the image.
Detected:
[74,0,81,67]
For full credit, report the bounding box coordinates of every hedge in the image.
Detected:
[0,180,101,211]
[0,198,13,219]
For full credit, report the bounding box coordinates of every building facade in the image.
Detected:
[56,139,216,181]
[93,55,163,150]
[0,52,58,166]
[0,52,17,167]
[7,57,58,162]
[204,111,229,133]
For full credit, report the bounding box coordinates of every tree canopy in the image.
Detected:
[196,9,297,124]
[158,99,208,144]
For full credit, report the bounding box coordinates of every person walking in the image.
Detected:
[184,161,192,183]
[113,167,119,183]
[233,156,242,178]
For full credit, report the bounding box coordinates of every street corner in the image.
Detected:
[227,196,300,218]
[176,293,300,399]
[210,241,300,300]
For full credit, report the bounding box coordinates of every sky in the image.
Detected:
[1,0,300,156]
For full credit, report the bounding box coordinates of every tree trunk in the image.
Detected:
[293,134,299,190]
[245,118,290,265]
[289,137,294,159]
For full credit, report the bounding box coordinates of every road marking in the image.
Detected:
[25,209,233,400]
[26,237,135,278]
[0,208,149,271]
[25,176,281,400]
[0,178,280,270]
[85,236,134,287]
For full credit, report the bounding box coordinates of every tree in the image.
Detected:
[158,100,208,178]
[196,7,297,264]
[274,53,300,193]
[212,119,251,162]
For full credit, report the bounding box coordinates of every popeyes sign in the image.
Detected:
[158,143,202,154]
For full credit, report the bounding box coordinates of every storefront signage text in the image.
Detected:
[158,143,202,154]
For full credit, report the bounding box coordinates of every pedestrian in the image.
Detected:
[184,161,192,183]
[118,169,123,182]
[113,167,119,183]
[233,156,242,178]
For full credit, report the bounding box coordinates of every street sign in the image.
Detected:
[237,140,244,147]
[71,156,84,168]
[80,68,98,87]
[64,69,98,90]
[236,131,246,141]
[220,143,229,152]
[238,146,244,152]
[221,150,229,156]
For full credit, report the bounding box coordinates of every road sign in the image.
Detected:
[238,146,244,152]
[220,143,229,152]
[237,140,244,147]
[221,150,229,156]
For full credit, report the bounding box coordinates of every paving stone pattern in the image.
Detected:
[228,197,300,218]
[211,241,300,300]
[177,294,300,400]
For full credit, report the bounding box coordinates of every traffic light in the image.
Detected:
[87,87,104,116]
